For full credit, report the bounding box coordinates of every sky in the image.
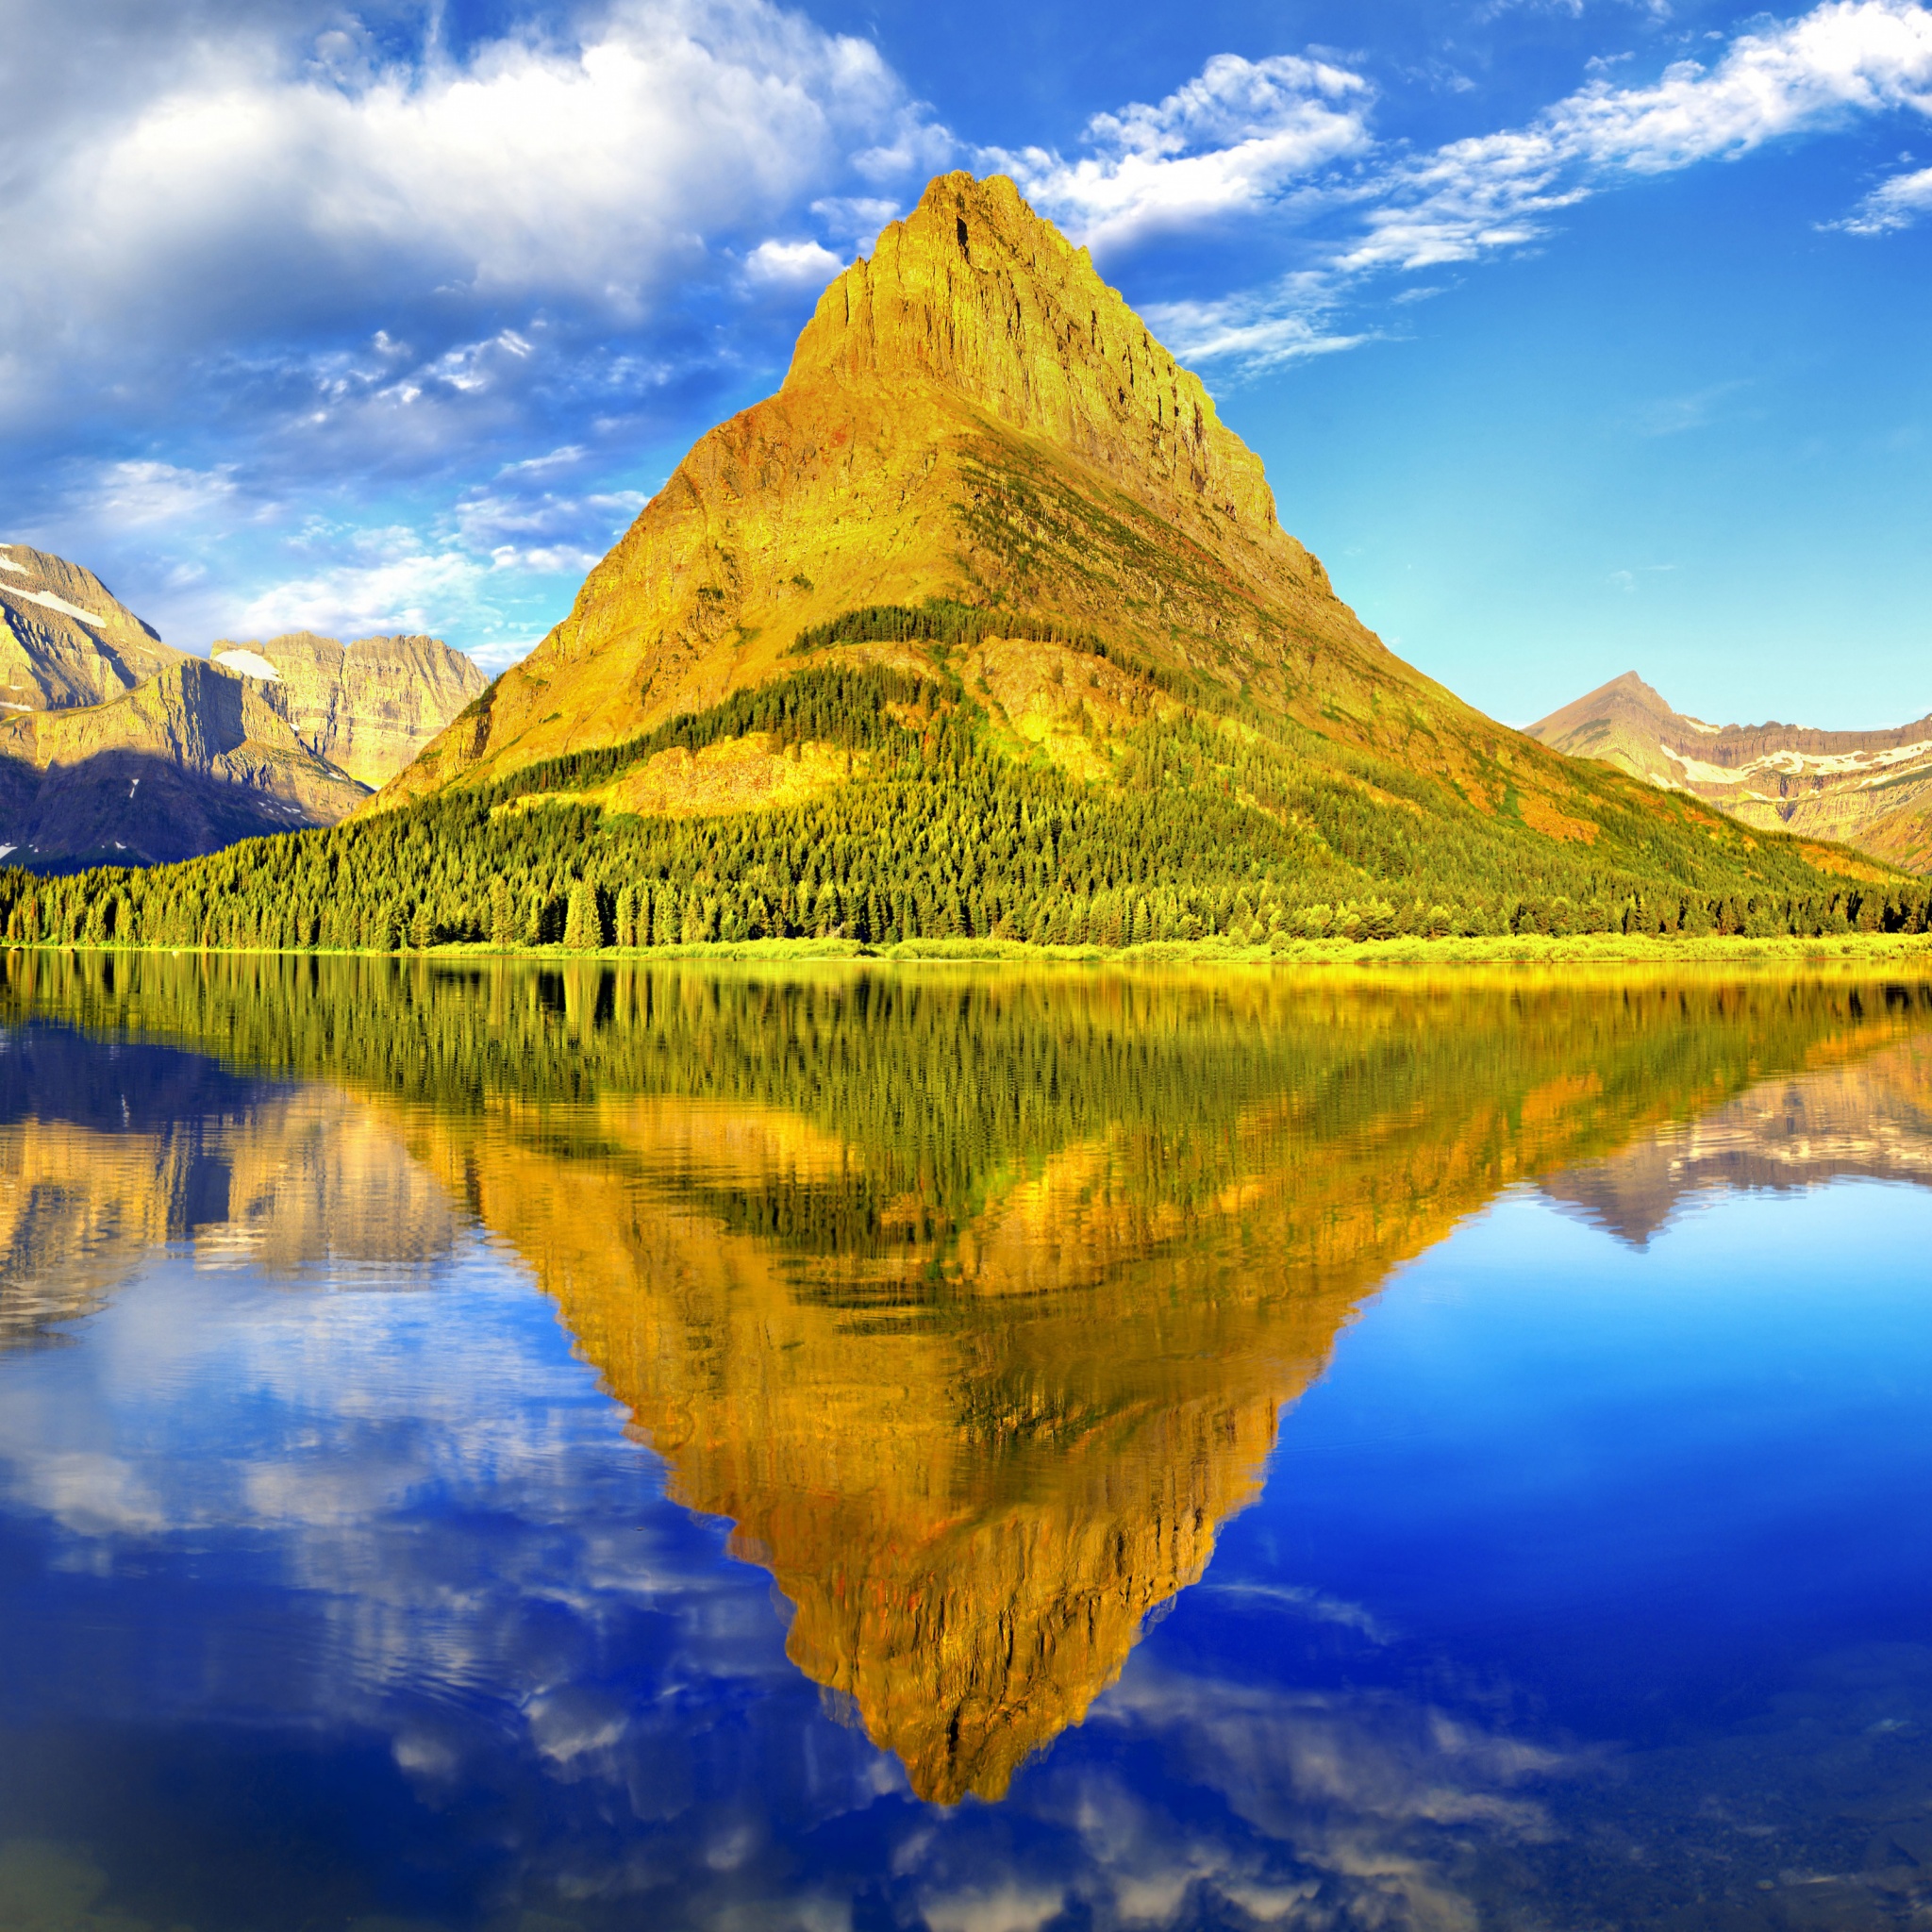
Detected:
[2,0,1929,728]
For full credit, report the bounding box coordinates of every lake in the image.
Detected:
[3,951,1932,1930]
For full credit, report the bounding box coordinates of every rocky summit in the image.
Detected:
[1528,672,1932,874]
[209,631,487,790]
[0,543,182,711]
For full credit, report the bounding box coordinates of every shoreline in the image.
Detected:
[9,932,1932,968]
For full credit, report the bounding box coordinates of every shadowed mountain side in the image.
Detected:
[0,659,368,868]
[8,952,1932,1800]
[1541,1033,1932,1244]
[1528,672,1932,875]
[0,544,182,712]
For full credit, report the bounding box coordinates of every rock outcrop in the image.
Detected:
[0,543,183,709]
[1528,672,1932,874]
[209,631,487,788]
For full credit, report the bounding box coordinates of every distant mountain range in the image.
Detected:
[0,542,483,868]
[1527,671,1932,874]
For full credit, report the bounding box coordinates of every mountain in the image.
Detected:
[1526,671,1932,874]
[209,631,488,788]
[14,175,1912,947]
[0,558,485,870]
[0,542,183,709]
[0,658,369,867]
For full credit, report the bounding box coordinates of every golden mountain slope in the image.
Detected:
[1528,671,1932,874]
[0,543,182,710]
[371,172,1832,881]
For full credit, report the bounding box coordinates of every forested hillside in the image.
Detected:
[3,649,1923,953]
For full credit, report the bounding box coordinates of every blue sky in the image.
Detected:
[3,0,1929,727]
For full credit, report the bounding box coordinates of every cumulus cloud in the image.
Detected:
[743,237,848,284]
[0,0,942,658]
[0,0,922,409]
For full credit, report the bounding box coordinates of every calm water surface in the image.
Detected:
[3,953,1932,1930]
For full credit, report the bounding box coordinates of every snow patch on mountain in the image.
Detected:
[211,649,282,682]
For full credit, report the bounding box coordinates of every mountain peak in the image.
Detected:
[786,173,1280,534]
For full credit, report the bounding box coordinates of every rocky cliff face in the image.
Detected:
[0,543,182,710]
[1528,672,1932,874]
[0,658,368,867]
[209,631,487,787]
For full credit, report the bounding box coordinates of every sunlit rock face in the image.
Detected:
[208,632,487,790]
[0,545,181,713]
[9,952,1932,1804]
[0,658,369,866]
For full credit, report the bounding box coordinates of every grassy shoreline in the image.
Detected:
[10,932,1932,968]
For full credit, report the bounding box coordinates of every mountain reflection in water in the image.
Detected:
[4,954,1932,1932]
[7,950,1932,1832]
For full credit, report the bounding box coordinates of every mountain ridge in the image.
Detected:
[0,551,486,868]
[1527,671,1932,874]
[0,543,183,711]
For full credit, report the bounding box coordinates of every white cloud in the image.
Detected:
[991,54,1374,253]
[743,237,847,284]
[0,0,939,431]
[88,459,240,527]
[1342,0,1932,274]
[233,540,498,642]
[1835,156,1932,224]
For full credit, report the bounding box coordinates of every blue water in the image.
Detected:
[4,963,1932,1929]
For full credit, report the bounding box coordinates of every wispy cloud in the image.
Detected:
[985,54,1373,256]
[1834,156,1932,225]
[1004,0,1932,372]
